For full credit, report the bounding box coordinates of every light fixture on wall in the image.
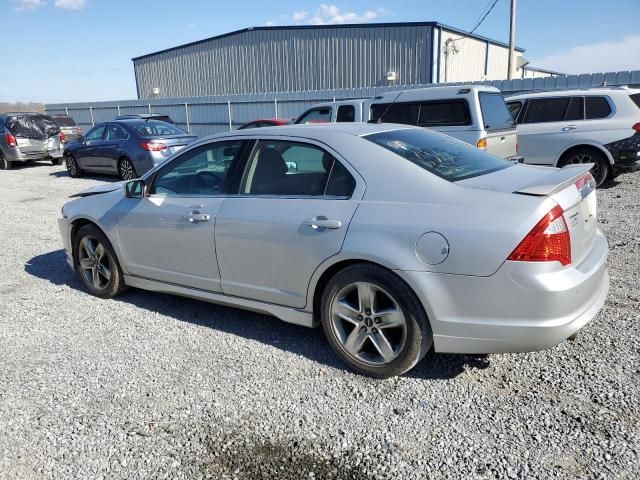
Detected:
[386,71,397,83]
[152,87,160,97]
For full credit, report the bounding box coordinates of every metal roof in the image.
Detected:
[132,22,526,62]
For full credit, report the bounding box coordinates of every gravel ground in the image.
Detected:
[0,162,638,480]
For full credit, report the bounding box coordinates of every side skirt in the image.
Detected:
[123,275,317,328]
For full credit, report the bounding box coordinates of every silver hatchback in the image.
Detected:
[0,113,64,170]
[58,123,609,378]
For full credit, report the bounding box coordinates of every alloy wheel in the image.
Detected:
[66,156,78,176]
[78,235,112,291]
[119,159,136,180]
[566,153,601,181]
[329,282,407,366]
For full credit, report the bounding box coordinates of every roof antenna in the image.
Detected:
[376,90,403,124]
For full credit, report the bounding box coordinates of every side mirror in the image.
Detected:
[125,179,145,198]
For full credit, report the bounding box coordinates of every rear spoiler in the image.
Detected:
[514,164,594,196]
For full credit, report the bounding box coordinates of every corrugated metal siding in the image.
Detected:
[486,44,510,80]
[438,29,487,82]
[46,70,640,137]
[133,26,433,98]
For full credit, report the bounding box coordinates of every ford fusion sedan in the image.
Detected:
[58,123,609,378]
[63,119,197,180]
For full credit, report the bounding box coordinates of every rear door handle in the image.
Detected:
[304,216,342,230]
[184,210,210,223]
[562,125,577,131]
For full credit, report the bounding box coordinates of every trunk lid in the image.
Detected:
[151,135,198,154]
[458,163,598,267]
[484,127,517,159]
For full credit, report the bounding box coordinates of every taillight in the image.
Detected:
[139,142,167,151]
[77,128,83,135]
[508,205,571,266]
[5,133,17,147]
[632,123,640,132]
[59,131,65,143]
[476,137,487,150]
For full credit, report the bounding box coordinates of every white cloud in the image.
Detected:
[54,0,86,10]
[531,35,640,75]
[14,0,44,11]
[266,20,276,26]
[284,4,388,25]
[187,23,196,29]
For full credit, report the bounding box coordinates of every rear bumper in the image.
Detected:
[401,230,609,354]
[3,147,63,162]
[612,154,640,176]
[506,155,525,164]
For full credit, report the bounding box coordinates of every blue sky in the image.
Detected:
[2,0,639,103]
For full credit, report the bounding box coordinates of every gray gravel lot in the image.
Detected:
[0,162,638,479]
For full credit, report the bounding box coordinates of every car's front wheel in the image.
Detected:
[118,157,137,180]
[321,263,432,378]
[65,154,83,178]
[74,224,127,299]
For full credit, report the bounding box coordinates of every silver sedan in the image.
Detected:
[58,124,609,378]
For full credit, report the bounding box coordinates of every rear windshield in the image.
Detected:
[131,121,186,137]
[364,128,511,182]
[52,116,77,127]
[5,115,60,139]
[479,93,515,130]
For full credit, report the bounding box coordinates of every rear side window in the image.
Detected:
[370,103,419,125]
[630,93,640,109]
[418,100,471,127]
[365,128,510,182]
[585,97,612,119]
[296,108,332,124]
[564,97,584,121]
[522,98,571,123]
[478,93,514,130]
[336,105,355,122]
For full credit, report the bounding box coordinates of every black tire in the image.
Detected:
[51,157,63,166]
[66,154,83,178]
[320,263,432,378]
[0,154,12,170]
[118,157,137,180]
[73,224,127,299]
[558,147,610,187]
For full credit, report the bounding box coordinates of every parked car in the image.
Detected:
[58,123,608,378]
[115,113,176,125]
[506,87,640,186]
[294,86,522,161]
[0,113,64,170]
[237,118,292,129]
[63,119,197,180]
[51,114,83,144]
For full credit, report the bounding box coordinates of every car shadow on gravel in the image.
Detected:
[49,170,121,182]
[25,249,492,380]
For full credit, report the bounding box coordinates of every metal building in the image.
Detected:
[132,22,547,99]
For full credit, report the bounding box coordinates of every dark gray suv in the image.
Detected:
[1,113,64,170]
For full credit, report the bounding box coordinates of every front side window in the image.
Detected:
[85,125,106,141]
[240,140,354,197]
[585,97,612,119]
[522,98,571,123]
[478,93,514,130]
[364,128,510,182]
[296,108,332,124]
[151,140,245,196]
[507,101,523,121]
[336,105,355,122]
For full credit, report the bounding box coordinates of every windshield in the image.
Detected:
[131,120,186,137]
[364,128,511,181]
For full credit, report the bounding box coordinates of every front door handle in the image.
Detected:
[562,125,577,131]
[184,210,210,223]
[304,216,342,230]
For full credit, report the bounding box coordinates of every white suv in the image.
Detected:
[295,86,521,161]
[506,87,640,186]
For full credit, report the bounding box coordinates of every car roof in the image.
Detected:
[507,86,640,101]
[375,84,500,100]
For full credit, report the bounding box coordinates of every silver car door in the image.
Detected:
[214,138,363,308]
[116,139,248,292]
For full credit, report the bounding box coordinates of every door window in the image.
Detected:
[105,124,128,140]
[585,97,612,119]
[336,105,355,122]
[85,125,106,141]
[564,97,584,121]
[522,98,571,123]
[296,108,332,124]
[151,140,245,196]
[507,101,523,121]
[240,140,354,197]
[478,93,514,130]
[370,102,420,125]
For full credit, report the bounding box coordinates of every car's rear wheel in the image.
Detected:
[51,158,63,166]
[0,154,12,170]
[118,157,137,180]
[74,224,127,299]
[558,148,609,187]
[66,154,83,178]
[321,263,432,378]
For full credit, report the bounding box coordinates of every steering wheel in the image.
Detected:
[189,171,222,194]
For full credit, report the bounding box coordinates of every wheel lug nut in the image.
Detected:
[372,328,378,334]
[374,317,381,323]
[365,309,371,315]
[358,315,363,320]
